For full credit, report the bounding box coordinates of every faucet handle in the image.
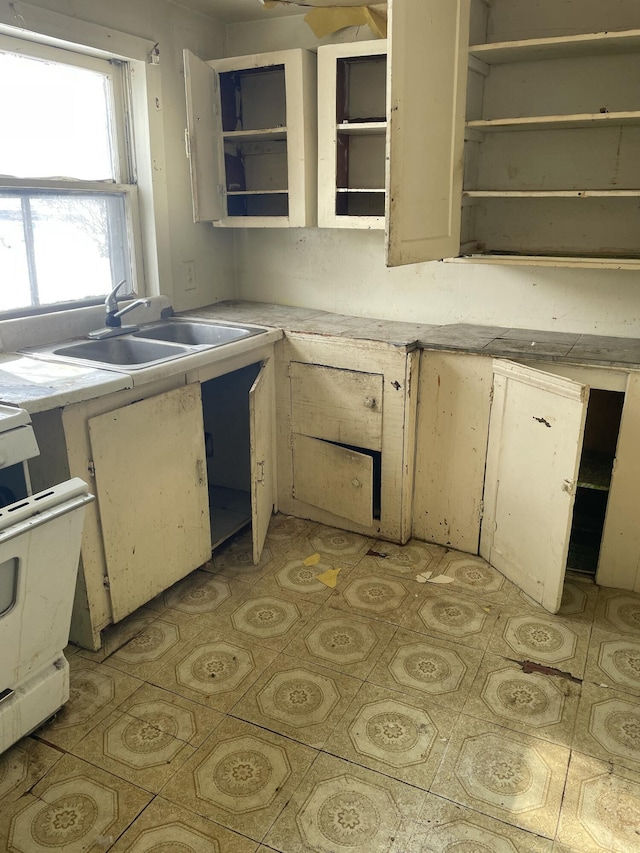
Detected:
[105,279,127,313]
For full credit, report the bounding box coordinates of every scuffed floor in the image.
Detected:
[2,515,640,852]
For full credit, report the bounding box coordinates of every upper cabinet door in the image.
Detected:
[386,0,470,266]
[184,49,224,223]
[480,360,589,613]
[250,358,275,565]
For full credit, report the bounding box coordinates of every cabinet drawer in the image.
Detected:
[292,433,374,527]
[290,361,383,450]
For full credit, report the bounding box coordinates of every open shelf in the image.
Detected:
[469,29,640,65]
[337,121,387,136]
[463,190,640,198]
[577,450,614,491]
[467,111,640,132]
[223,128,288,142]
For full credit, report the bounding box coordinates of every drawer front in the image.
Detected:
[292,433,374,527]
[290,361,383,450]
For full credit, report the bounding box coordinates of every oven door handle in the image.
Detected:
[0,493,94,546]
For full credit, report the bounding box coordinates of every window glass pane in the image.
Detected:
[0,50,115,180]
[0,193,130,311]
[0,197,31,311]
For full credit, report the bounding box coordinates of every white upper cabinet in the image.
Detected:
[184,48,317,227]
[388,0,640,267]
[317,40,388,229]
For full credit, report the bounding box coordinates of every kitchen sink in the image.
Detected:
[51,337,190,366]
[133,320,260,347]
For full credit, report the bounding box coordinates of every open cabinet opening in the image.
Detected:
[567,388,624,576]
[201,363,261,549]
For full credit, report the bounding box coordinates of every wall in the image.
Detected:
[227,15,640,337]
[0,0,236,312]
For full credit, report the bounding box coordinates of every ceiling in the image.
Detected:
[173,0,304,23]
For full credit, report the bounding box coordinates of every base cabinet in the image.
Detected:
[277,333,418,543]
[413,350,640,609]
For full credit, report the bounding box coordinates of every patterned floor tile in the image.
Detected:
[284,605,396,679]
[111,796,260,852]
[256,555,357,605]
[70,709,197,793]
[306,525,373,566]
[556,751,640,853]
[328,567,420,626]
[232,653,361,749]
[263,514,319,556]
[572,681,640,772]
[211,588,319,652]
[356,540,446,580]
[508,578,598,625]
[400,587,500,650]
[97,610,204,682]
[38,657,142,751]
[462,653,581,747]
[264,752,425,853]
[0,753,151,853]
[323,681,456,790]
[369,627,484,712]
[205,528,278,584]
[584,626,640,696]
[437,549,517,605]
[0,738,62,806]
[149,626,278,713]
[411,791,553,852]
[487,609,592,678]
[594,587,640,638]
[431,715,570,838]
[146,569,255,624]
[161,716,317,843]
[76,608,159,663]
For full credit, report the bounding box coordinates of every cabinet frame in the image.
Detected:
[184,48,317,228]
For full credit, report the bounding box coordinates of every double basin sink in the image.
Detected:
[30,320,268,370]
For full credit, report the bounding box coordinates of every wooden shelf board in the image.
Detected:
[227,190,288,196]
[223,128,287,142]
[469,29,640,65]
[448,254,640,270]
[337,121,387,135]
[336,188,386,194]
[463,190,640,198]
[467,112,640,132]
[577,451,614,491]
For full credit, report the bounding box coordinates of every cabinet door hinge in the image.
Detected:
[479,499,484,521]
[103,576,110,588]
[291,486,296,500]
[489,385,494,406]
[88,461,96,477]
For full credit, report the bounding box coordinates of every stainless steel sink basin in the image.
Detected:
[133,321,261,347]
[52,337,190,366]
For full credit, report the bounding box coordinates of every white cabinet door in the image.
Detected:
[89,385,211,621]
[184,49,224,223]
[480,360,589,613]
[386,0,470,266]
[250,358,275,564]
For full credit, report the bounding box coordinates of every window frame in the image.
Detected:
[0,8,165,319]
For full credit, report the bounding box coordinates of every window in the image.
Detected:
[0,35,140,315]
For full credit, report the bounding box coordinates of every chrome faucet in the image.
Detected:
[88,280,151,340]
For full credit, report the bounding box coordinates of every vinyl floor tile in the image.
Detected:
[323,681,456,790]
[400,587,500,650]
[305,525,374,566]
[38,657,142,751]
[462,652,581,747]
[584,625,640,696]
[328,567,422,626]
[356,539,446,580]
[146,569,255,626]
[487,607,592,679]
[161,715,317,843]
[0,738,62,805]
[264,752,425,853]
[507,578,598,626]
[411,791,553,852]
[593,587,640,638]
[556,751,640,853]
[232,652,361,749]
[256,555,357,605]
[431,715,570,838]
[369,626,484,712]
[110,796,261,852]
[205,528,279,584]
[572,680,640,772]
[437,548,517,605]
[148,626,278,713]
[284,604,397,679]
[0,753,151,852]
